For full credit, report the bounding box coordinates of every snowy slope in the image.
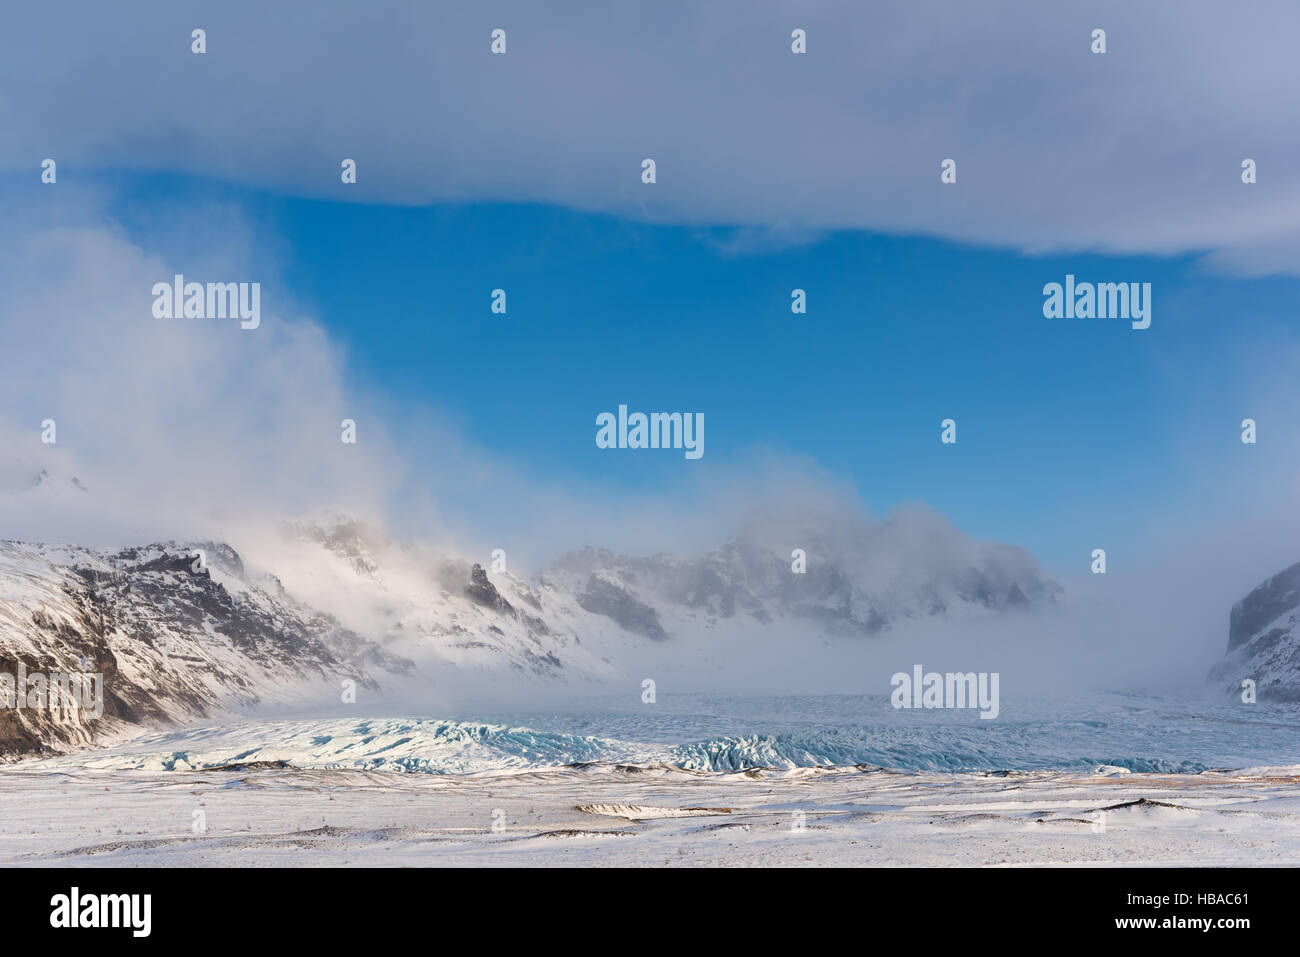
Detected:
[0,539,413,758]
[544,505,1060,643]
[0,508,1063,757]
[1208,559,1300,702]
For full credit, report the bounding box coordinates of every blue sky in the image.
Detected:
[6,1,1300,577]
[90,171,1298,570]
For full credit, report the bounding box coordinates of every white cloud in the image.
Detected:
[4,2,1300,270]
[0,199,406,545]
[5,192,1300,693]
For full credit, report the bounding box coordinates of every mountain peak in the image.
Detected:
[1209,559,1300,702]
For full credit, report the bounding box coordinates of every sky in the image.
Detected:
[2,0,1299,594]
[88,173,1299,573]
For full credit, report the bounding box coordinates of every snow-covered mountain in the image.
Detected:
[1208,560,1300,702]
[0,508,1062,757]
[545,506,1061,642]
[0,539,415,758]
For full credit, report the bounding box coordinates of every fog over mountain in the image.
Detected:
[3,139,1299,765]
[0,503,1069,757]
[7,480,1292,760]
[1208,560,1300,703]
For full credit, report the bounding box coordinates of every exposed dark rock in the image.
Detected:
[464,564,514,615]
[1208,560,1300,702]
[548,512,1060,640]
[576,574,668,641]
[1229,561,1300,652]
[0,541,413,759]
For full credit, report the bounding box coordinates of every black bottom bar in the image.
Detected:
[9,866,1277,941]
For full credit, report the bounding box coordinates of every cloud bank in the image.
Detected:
[5,1,1300,272]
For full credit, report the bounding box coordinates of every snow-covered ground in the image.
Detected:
[7,693,1300,866]
[2,760,1298,867]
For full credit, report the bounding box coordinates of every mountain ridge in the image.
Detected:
[0,509,1062,757]
[1208,559,1300,703]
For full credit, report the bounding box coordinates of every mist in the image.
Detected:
[1,189,1296,714]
